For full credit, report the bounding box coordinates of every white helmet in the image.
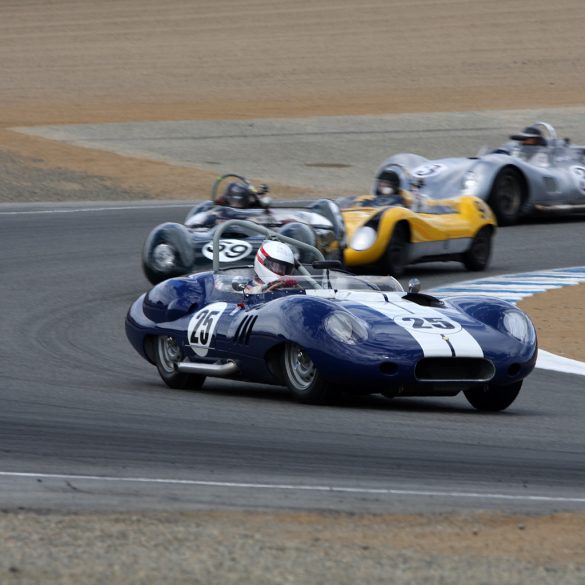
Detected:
[254,240,295,284]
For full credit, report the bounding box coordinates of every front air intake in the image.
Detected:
[415,358,495,382]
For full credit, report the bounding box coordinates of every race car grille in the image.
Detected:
[415,357,495,383]
[233,315,258,345]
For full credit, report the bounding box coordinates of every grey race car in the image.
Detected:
[373,122,585,225]
[142,174,345,284]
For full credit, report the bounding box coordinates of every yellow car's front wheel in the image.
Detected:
[383,223,409,277]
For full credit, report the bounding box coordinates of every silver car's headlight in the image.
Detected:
[501,310,536,344]
[324,312,369,345]
[462,171,478,194]
[350,226,377,251]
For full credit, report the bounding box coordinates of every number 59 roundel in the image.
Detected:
[187,302,227,356]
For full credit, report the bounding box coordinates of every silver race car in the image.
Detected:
[374,122,585,225]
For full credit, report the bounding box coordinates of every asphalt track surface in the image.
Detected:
[3,112,585,514]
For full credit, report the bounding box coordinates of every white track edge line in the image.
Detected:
[1,472,584,504]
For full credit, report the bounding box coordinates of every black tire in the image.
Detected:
[462,226,493,271]
[488,168,523,226]
[153,335,206,390]
[384,223,409,277]
[464,381,522,412]
[281,342,336,404]
[142,227,194,285]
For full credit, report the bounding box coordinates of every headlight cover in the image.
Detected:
[324,312,369,345]
[350,226,377,251]
[501,310,536,344]
[462,171,478,194]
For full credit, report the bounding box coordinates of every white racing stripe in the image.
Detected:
[1,471,584,504]
[307,289,483,358]
[369,298,484,358]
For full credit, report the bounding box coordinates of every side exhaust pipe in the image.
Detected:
[177,360,239,377]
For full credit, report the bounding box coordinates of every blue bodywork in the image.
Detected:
[126,267,537,394]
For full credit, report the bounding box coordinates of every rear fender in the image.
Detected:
[456,195,497,226]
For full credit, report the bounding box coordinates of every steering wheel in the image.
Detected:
[211,173,269,207]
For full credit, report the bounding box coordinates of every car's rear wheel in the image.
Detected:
[154,335,206,390]
[464,380,522,412]
[384,223,409,277]
[281,342,336,404]
[462,227,492,271]
[489,168,523,226]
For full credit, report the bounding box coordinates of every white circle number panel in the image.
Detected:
[187,302,228,357]
[202,239,253,262]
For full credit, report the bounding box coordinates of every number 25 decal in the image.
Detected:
[187,302,227,356]
[394,315,462,334]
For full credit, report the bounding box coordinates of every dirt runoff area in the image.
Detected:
[1,0,585,583]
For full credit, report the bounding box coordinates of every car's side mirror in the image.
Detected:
[232,277,248,292]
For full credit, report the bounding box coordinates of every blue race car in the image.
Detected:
[126,220,537,411]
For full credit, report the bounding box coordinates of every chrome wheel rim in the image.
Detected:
[152,243,176,270]
[284,343,316,391]
[157,336,181,374]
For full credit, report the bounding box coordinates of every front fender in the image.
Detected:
[142,222,197,283]
[463,157,526,200]
[344,208,413,266]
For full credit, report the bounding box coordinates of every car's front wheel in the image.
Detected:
[143,228,193,285]
[462,227,492,271]
[281,342,336,404]
[154,335,206,390]
[464,380,522,412]
[384,223,409,277]
[489,168,523,226]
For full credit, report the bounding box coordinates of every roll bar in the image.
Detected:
[211,219,325,273]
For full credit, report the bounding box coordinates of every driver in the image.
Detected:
[217,181,256,209]
[244,240,296,293]
[365,169,408,206]
[510,125,547,147]
[374,169,402,198]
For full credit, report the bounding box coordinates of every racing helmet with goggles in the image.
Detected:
[254,240,295,284]
[222,181,256,208]
[375,169,401,197]
[510,126,546,147]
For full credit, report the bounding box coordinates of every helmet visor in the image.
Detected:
[263,256,294,276]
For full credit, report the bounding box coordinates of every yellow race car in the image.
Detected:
[339,186,496,277]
